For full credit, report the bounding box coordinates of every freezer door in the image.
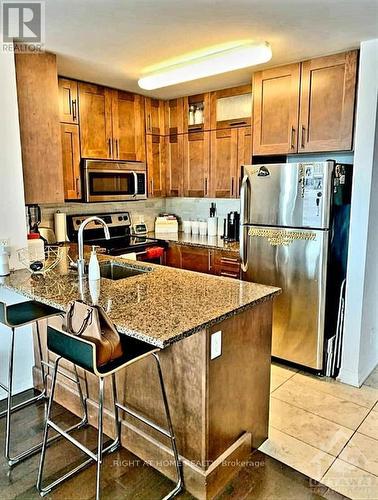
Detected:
[242,225,328,369]
[242,162,333,229]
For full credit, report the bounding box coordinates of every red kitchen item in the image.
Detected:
[146,246,164,259]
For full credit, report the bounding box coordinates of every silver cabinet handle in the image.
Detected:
[231,177,234,196]
[291,126,296,149]
[133,171,138,197]
[72,99,77,122]
[300,125,306,149]
[204,177,208,196]
[114,139,119,159]
[75,177,80,196]
[108,138,112,158]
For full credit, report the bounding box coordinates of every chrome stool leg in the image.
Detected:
[5,327,16,463]
[153,353,184,499]
[111,373,121,451]
[37,367,119,498]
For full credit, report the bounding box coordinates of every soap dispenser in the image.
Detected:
[88,246,100,281]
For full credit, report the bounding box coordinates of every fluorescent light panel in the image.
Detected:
[138,41,272,90]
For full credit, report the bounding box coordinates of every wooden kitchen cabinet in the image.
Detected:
[210,84,252,129]
[183,93,211,132]
[210,128,238,198]
[111,90,145,161]
[165,243,241,278]
[166,133,184,197]
[146,134,166,197]
[15,52,64,204]
[61,124,81,200]
[166,98,185,135]
[145,97,166,135]
[58,78,78,124]
[210,126,252,198]
[253,63,301,155]
[183,131,210,197]
[298,50,358,152]
[78,82,112,159]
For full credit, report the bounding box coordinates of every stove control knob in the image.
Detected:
[118,216,123,221]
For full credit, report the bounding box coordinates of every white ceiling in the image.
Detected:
[46,0,378,99]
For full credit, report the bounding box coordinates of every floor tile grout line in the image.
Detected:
[270,369,298,395]
[319,455,338,482]
[270,394,365,431]
[337,456,378,479]
[288,373,378,410]
[268,424,344,459]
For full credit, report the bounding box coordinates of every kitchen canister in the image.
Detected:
[191,220,199,235]
[0,245,10,276]
[207,217,218,237]
[199,220,207,236]
[54,211,68,243]
[182,220,191,234]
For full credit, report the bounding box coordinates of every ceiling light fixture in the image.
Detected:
[138,41,272,90]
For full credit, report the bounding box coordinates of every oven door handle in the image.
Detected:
[133,171,138,197]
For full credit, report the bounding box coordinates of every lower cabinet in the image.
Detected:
[165,243,241,279]
[61,123,81,200]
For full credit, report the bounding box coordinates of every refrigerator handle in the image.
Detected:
[240,174,250,224]
[240,225,248,273]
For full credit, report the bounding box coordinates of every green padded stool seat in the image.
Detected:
[0,300,87,467]
[37,326,184,500]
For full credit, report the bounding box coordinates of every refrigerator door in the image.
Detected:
[241,162,333,229]
[242,225,329,369]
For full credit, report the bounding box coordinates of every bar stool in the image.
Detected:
[37,326,184,500]
[0,300,88,466]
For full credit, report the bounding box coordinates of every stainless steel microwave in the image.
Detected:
[83,160,147,202]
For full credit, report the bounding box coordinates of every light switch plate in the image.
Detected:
[210,330,222,360]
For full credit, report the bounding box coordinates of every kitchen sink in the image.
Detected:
[98,261,151,281]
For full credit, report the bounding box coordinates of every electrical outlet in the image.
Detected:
[0,238,9,247]
[210,330,222,360]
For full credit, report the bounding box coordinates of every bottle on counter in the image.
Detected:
[27,233,45,262]
[194,104,203,125]
[88,246,100,281]
[0,245,10,276]
[189,105,195,126]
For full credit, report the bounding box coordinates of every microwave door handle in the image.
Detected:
[133,171,138,197]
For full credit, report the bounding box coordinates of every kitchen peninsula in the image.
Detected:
[0,249,279,499]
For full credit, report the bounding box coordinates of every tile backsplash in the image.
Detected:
[40,197,240,234]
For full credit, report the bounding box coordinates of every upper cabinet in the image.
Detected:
[183,93,211,132]
[78,83,145,161]
[111,90,145,161]
[210,85,252,129]
[145,97,166,135]
[15,52,64,204]
[253,63,301,155]
[78,82,112,159]
[298,51,358,152]
[146,134,166,197]
[61,123,81,200]
[252,51,358,155]
[58,78,78,124]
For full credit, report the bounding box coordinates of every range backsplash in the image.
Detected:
[40,197,240,233]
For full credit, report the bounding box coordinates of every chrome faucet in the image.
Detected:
[77,216,110,279]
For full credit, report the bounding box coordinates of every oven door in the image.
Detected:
[84,167,146,202]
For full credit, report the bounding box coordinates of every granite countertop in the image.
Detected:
[0,246,280,348]
[150,232,240,253]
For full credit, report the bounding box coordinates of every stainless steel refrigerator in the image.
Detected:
[240,161,352,372]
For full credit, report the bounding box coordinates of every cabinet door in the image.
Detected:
[253,63,300,155]
[212,250,241,279]
[166,134,184,197]
[210,84,252,129]
[112,90,145,161]
[15,52,64,204]
[236,126,252,196]
[146,135,166,197]
[145,98,165,135]
[183,131,210,197]
[299,51,357,152]
[166,98,184,135]
[61,124,81,200]
[58,78,78,124]
[78,82,112,159]
[180,246,210,273]
[183,93,211,132]
[210,128,238,198]
[165,243,182,268]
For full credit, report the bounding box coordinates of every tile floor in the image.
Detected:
[260,363,378,499]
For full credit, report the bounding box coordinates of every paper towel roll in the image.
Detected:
[207,217,218,237]
[54,211,67,243]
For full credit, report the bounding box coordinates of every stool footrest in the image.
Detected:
[0,390,46,419]
[116,402,171,438]
[48,420,98,461]
[41,360,79,384]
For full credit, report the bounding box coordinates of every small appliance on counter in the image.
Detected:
[132,221,148,236]
[223,211,240,241]
[26,204,41,234]
[155,214,178,234]
[208,202,218,236]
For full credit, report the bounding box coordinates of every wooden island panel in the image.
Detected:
[33,300,273,499]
